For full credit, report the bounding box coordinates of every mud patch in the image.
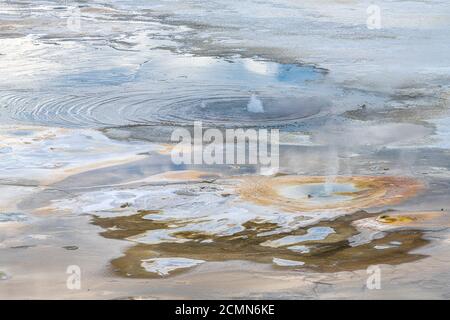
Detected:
[91,210,429,278]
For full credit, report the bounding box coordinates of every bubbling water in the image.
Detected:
[0,46,328,130]
[0,89,328,130]
[247,94,265,113]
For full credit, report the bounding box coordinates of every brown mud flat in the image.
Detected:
[91,209,429,279]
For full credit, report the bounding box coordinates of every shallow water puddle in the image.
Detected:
[261,227,336,248]
[141,257,205,277]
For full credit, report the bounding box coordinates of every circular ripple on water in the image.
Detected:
[0,86,330,129]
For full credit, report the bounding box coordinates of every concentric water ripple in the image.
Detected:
[0,86,330,129]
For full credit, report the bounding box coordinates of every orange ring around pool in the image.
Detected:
[237,175,423,212]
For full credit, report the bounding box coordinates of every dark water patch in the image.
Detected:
[342,103,446,124]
